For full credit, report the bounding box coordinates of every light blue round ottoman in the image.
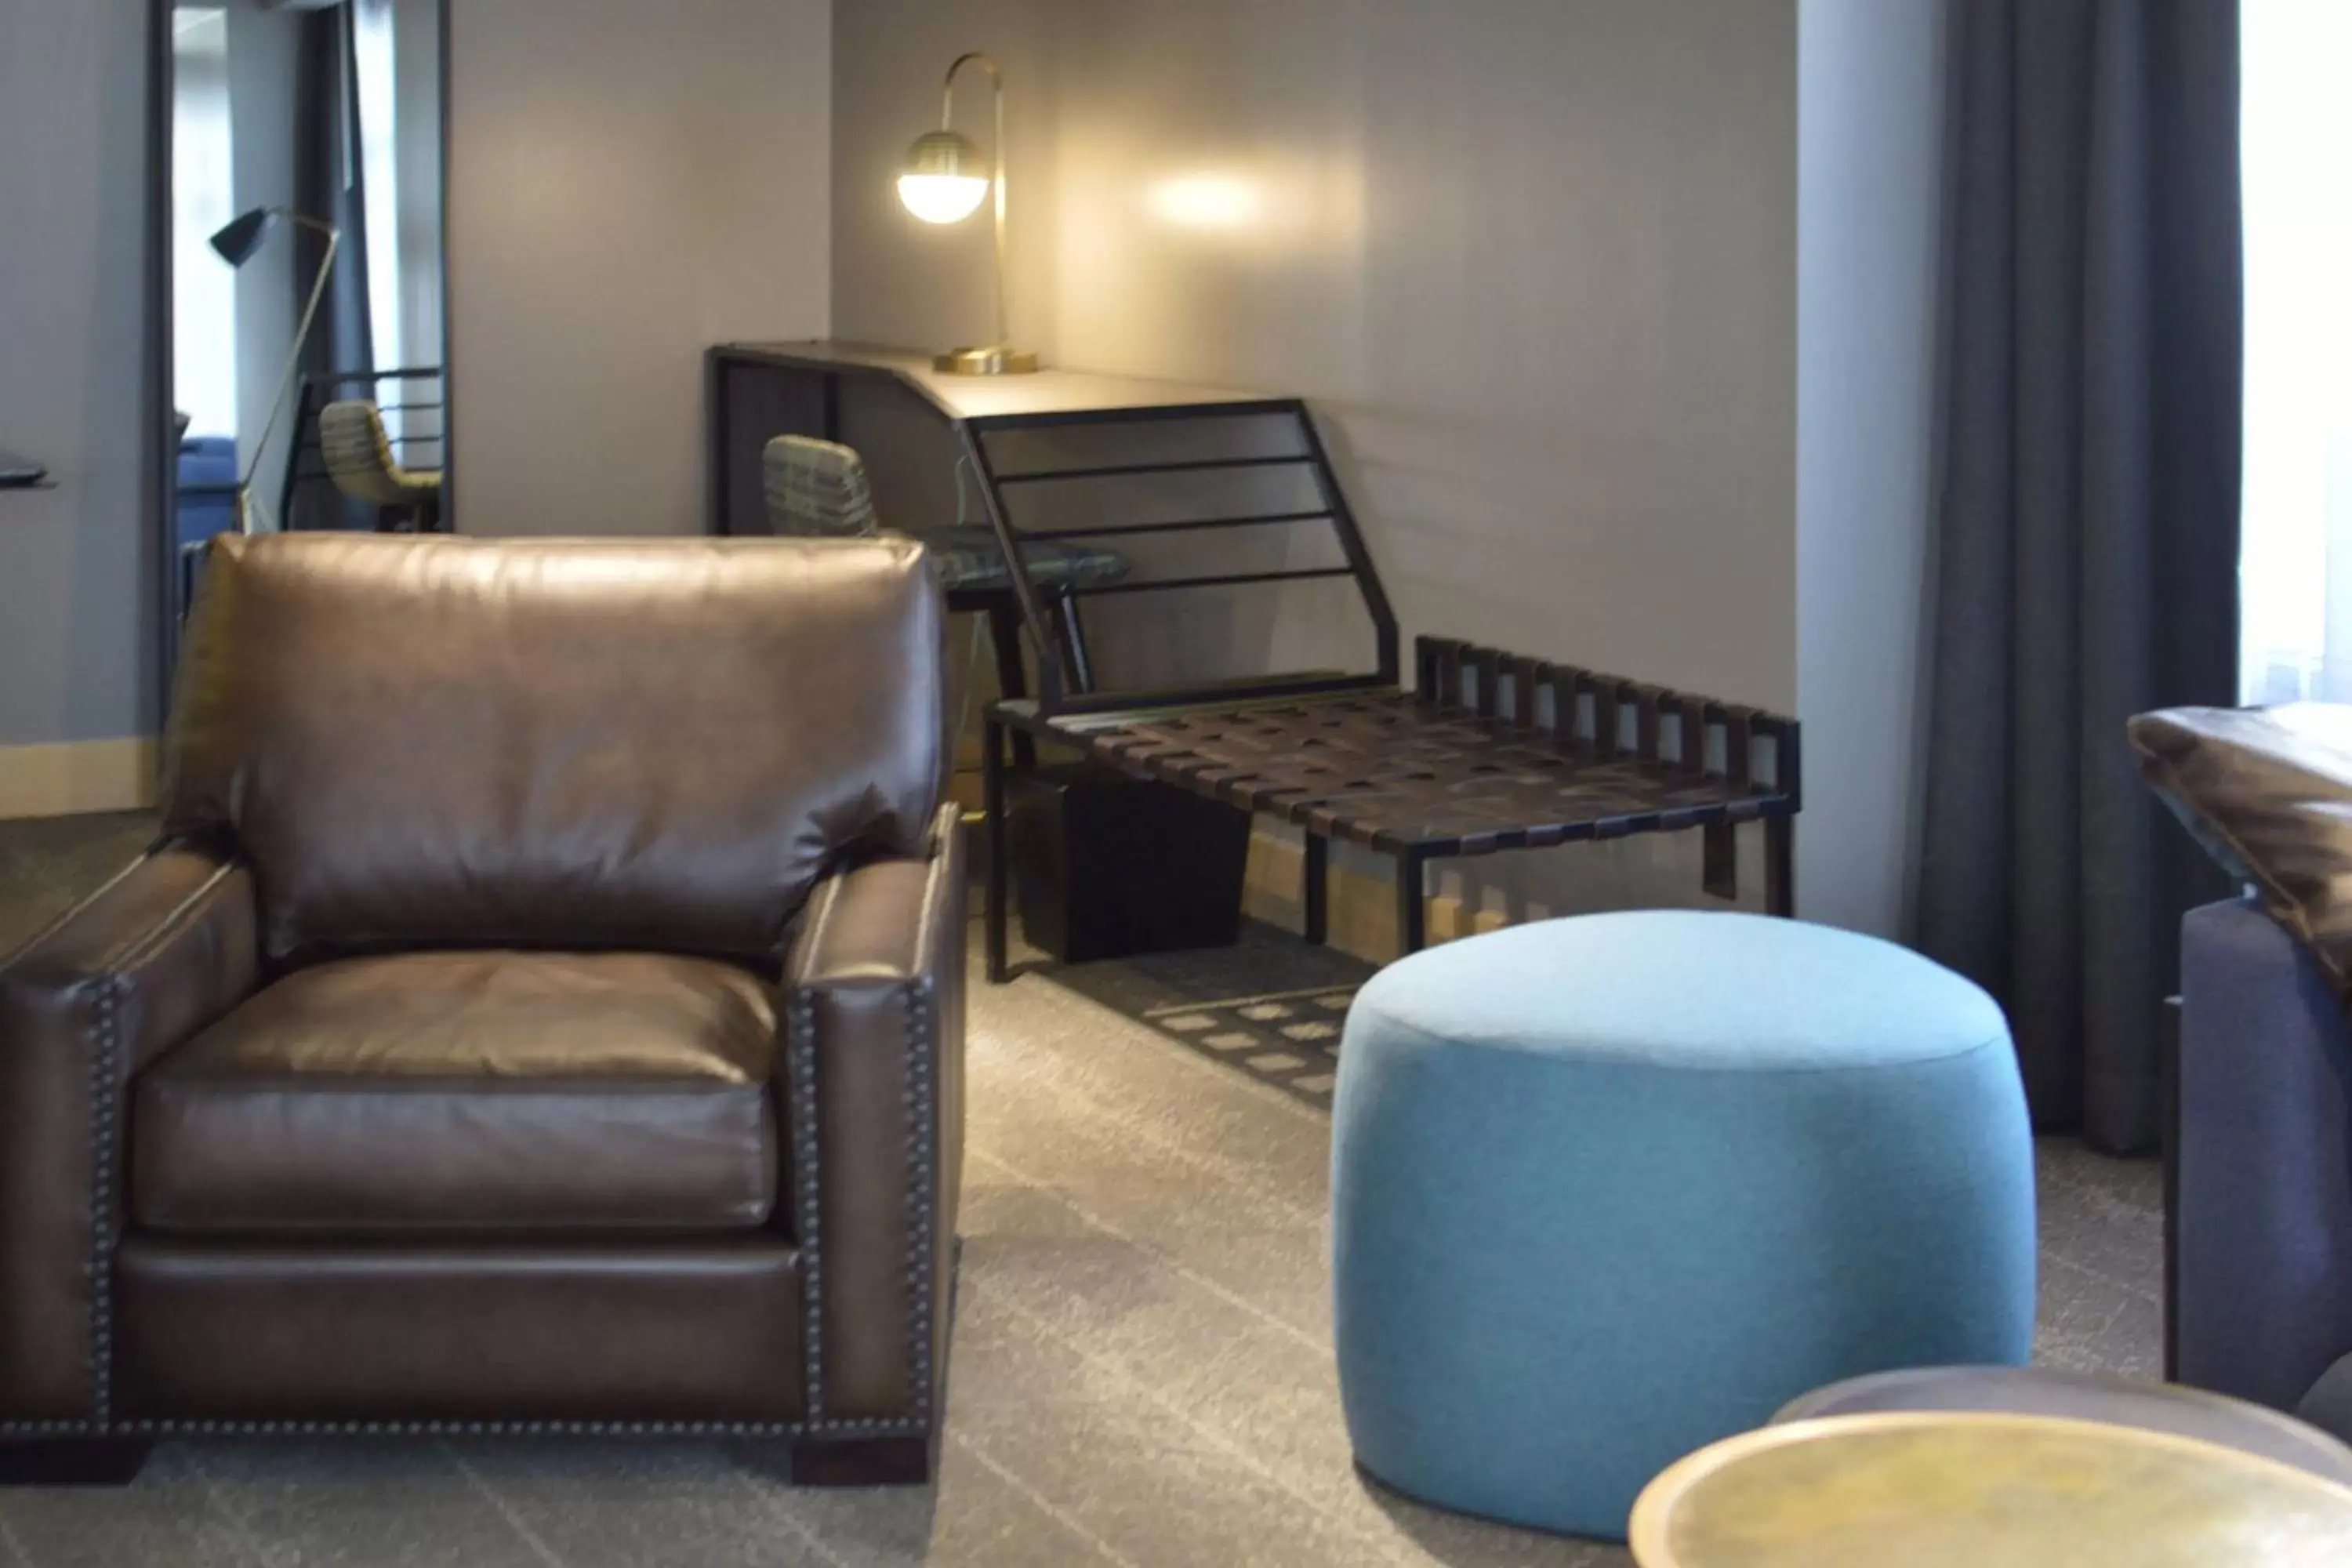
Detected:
[1331,910,2035,1541]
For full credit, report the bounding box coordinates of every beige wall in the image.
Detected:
[837,0,1800,709]
[836,0,1806,938]
[833,0,1058,367]
[448,0,831,535]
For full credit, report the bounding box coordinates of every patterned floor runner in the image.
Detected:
[1034,920,1374,1109]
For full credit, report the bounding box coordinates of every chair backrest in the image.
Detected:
[320,400,432,504]
[164,532,947,964]
[762,434,880,538]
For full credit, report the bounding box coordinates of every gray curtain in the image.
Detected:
[1918,0,2241,1153]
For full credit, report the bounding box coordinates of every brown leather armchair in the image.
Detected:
[0,533,964,1486]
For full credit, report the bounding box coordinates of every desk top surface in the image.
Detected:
[716,340,1279,424]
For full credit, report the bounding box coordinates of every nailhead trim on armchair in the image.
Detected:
[4,849,951,1443]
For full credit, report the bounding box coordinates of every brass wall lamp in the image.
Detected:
[896,52,1037,375]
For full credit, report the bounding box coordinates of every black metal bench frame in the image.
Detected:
[984,636,1800,981]
[938,397,1800,983]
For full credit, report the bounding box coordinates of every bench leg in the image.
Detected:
[985,713,1011,983]
[1764,816,1795,917]
[1701,823,1739,902]
[1304,834,1329,945]
[1396,851,1427,956]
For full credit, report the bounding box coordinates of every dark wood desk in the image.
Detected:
[706,343,1798,982]
[706,341,1276,536]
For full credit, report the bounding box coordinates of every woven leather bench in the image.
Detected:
[982,636,1800,979]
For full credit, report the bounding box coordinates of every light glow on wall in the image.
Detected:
[1145,172,1263,230]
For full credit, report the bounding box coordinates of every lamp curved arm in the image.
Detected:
[278,211,342,240]
[938,52,1002,130]
[938,53,1010,352]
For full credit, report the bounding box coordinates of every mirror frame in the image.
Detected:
[147,0,455,696]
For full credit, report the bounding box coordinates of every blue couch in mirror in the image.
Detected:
[176,434,237,608]
[177,435,237,545]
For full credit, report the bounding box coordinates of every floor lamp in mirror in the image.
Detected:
[207,205,340,535]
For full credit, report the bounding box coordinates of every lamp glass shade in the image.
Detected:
[898,173,990,224]
[897,130,989,223]
[209,208,276,267]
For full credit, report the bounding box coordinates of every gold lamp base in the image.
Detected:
[934,345,1039,376]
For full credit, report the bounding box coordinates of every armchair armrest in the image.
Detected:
[2177,897,2352,1422]
[783,803,965,1430]
[0,840,259,1428]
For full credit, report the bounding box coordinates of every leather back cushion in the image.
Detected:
[164,533,946,963]
[2129,702,2352,993]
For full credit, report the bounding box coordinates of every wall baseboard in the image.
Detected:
[0,739,161,821]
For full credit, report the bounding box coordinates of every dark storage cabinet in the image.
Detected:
[1006,764,1250,963]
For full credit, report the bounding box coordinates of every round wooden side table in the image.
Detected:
[1629,1411,2352,1567]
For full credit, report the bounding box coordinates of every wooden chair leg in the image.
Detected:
[1051,593,1098,694]
[986,711,1012,983]
[986,600,1037,770]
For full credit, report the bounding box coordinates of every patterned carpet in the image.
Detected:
[1138,987,1354,1105]
[1040,921,1376,1108]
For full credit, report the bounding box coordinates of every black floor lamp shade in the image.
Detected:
[209,208,277,268]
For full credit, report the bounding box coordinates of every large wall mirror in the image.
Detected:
[155,0,449,660]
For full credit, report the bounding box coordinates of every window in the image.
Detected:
[172,7,238,441]
[2240,0,2352,702]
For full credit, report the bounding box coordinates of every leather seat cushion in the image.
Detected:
[132,951,782,1236]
